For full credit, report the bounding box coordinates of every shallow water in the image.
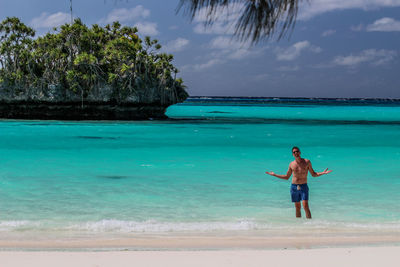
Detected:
[0,98,399,237]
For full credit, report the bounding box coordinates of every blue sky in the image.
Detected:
[1,0,399,98]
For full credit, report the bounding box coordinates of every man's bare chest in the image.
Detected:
[292,162,308,173]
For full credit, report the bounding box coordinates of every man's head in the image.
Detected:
[292,146,301,158]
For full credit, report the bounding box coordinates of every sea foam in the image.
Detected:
[1,219,400,233]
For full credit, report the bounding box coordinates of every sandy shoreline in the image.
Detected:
[2,231,399,266]
[1,247,399,267]
[1,232,399,250]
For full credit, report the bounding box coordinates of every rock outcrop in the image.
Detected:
[0,101,173,120]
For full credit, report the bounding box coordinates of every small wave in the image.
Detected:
[68,219,260,233]
[303,220,400,230]
[0,220,40,231]
[1,220,400,233]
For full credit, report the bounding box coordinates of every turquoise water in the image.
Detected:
[1,99,400,237]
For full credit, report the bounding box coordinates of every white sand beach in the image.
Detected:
[1,234,399,267]
[0,231,399,249]
[1,246,399,267]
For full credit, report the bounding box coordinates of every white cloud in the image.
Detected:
[102,6,150,24]
[333,49,397,67]
[321,29,336,37]
[30,12,70,28]
[193,22,235,35]
[209,36,246,50]
[187,59,225,71]
[99,6,157,36]
[163,38,190,53]
[193,3,243,23]
[366,17,400,31]
[275,41,322,61]
[134,22,159,36]
[184,34,263,72]
[229,49,253,60]
[298,0,400,20]
[192,3,242,35]
[277,65,300,72]
[208,36,263,60]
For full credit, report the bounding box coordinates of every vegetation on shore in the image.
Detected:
[0,17,188,106]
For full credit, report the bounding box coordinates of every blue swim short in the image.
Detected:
[290,184,309,202]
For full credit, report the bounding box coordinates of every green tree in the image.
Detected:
[0,17,35,95]
[0,17,188,105]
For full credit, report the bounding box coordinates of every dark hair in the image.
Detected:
[292,146,300,152]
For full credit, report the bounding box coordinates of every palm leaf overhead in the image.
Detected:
[177,0,301,43]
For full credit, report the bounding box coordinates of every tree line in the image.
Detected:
[0,17,188,105]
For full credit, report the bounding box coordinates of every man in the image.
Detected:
[265,147,332,219]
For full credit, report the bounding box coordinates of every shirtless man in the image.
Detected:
[265,146,332,219]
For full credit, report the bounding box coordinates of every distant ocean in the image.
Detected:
[1,97,399,240]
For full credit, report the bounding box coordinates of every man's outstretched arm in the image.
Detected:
[266,167,292,180]
[308,161,332,177]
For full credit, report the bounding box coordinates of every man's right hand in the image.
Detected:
[321,168,332,175]
[265,171,275,176]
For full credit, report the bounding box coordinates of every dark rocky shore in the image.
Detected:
[0,100,171,120]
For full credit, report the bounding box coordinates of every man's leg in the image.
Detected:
[294,202,301,218]
[302,200,312,219]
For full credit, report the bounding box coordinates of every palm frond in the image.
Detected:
[177,0,301,43]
